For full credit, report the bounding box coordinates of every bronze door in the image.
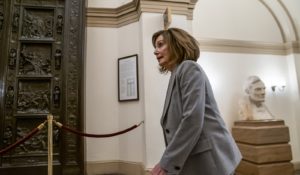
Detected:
[0,0,85,174]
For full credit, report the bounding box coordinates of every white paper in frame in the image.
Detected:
[118,54,139,101]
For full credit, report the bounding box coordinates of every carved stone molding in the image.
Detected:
[87,0,140,28]
[86,0,198,27]
[278,0,299,41]
[140,0,197,20]
[198,38,300,55]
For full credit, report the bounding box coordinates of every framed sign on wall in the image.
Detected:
[118,54,139,102]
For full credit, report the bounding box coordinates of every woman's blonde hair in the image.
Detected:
[152,28,200,73]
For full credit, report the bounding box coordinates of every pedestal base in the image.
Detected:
[236,160,294,175]
[237,143,292,163]
[232,120,294,175]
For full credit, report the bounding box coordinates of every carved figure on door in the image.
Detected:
[6,86,14,107]
[56,15,63,34]
[0,12,4,30]
[12,12,20,32]
[9,48,17,68]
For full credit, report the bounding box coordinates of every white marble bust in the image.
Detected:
[239,76,274,120]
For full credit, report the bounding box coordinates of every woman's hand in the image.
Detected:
[151,164,167,175]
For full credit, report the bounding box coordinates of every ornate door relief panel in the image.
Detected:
[0,0,85,174]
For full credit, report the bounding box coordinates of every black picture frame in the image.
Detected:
[118,54,139,102]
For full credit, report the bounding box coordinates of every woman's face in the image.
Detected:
[154,35,170,68]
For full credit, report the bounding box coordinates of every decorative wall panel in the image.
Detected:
[0,0,85,174]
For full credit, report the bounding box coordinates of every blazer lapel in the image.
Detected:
[161,67,177,125]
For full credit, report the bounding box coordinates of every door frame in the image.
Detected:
[0,0,86,174]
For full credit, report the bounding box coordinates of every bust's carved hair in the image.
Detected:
[243,75,263,94]
[152,28,200,73]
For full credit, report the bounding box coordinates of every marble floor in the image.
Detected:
[99,171,300,175]
[100,173,300,175]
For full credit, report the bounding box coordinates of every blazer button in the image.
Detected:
[174,166,181,171]
[165,129,170,133]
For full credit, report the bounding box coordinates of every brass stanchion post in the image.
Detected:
[47,114,53,175]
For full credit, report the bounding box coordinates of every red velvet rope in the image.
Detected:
[58,121,144,138]
[0,120,144,156]
[0,128,39,155]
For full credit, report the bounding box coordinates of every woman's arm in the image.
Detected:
[159,61,206,174]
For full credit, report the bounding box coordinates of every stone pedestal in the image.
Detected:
[232,120,294,175]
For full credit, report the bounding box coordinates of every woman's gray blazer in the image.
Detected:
[159,60,241,175]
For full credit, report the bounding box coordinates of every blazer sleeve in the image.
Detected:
[159,61,206,174]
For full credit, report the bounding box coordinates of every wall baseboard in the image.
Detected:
[294,161,300,171]
[86,160,300,174]
[145,169,152,175]
[86,160,145,175]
